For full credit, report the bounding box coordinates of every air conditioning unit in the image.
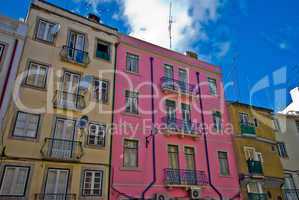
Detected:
[155,193,168,200]
[190,188,201,200]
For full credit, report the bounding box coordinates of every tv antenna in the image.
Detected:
[168,0,174,49]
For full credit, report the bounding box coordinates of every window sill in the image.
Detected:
[22,83,47,92]
[218,174,232,178]
[84,144,106,150]
[120,167,141,171]
[121,112,140,118]
[34,37,55,46]
[9,135,38,142]
[124,69,140,76]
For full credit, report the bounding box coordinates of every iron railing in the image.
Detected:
[247,160,263,175]
[160,77,196,94]
[164,168,208,186]
[161,117,201,135]
[282,189,299,200]
[247,193,267,200]
[53,90,86,110]
[60,45,89,65]
[35,193,76,200]
[240,122,256,135]
[41,138,83,161]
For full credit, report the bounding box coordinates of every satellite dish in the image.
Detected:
[50,24,61,35]
[77,115,89,129]
[79,75,94,92]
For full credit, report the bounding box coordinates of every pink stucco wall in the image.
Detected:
[110,34,240,200]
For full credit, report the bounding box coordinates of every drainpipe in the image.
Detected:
[141,57,156,200]
[108,42,118,200]
[196,72,223,200]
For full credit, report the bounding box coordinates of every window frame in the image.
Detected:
[213,111,222,132]
[208,77,217,96]
[0,165,30,197]
[95,39,111,61]
[277,142,288,158]
[24,61,49,89]
[82,169,103,197]
[35,19,56,43]
[239,112,249,124]
[125,90,139,114]
[12,111,40,139]
[93,79,109,103]
[87,122,106,147]
[0,43,5,63]
[126,52,139,73]
[184,146,196,170]
[218,151,230,176]
[123,139,139,168]
[167,144,180,169]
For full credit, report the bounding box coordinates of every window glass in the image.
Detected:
[213,111,222,132]
[13,112,40,138]
[123,139,138,168]
[25,62,48,88]
[126,53,139,73]
[88,123,106,146]
[168,145,179,169]
[94,79,109,103]
[36,19,55,42]
[218,151,230,176]
[96,40,110,61]
[208,78,217,96]
[82,170,103,196]
[125,91,138,114]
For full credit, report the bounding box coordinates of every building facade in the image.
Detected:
[227,102,284,200]
[0,15,27,132]
[0,0,118,199]
[275,87,299,200]
[110,35,240,200]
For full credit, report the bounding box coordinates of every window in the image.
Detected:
[277,142,288,158]
[126,53,139,73]
[164,64,173,79]
[82,170,103,196]
[283,174,296,189]
[0,43,5,62]
[44,169,69,197]
[184,147,195,170]
[244,147,256,160]
[123,139,138,168]
[125,91,138,114]
[0,166,30,196]
[179,68,187,83]
[273,119,280,131]
[218,151,230,176]
[254,118,259,127]
[25,62,48,88]
[36,19,56,42]
[94,79,109,103]
[247,182,263,194]
[213,111,222,132]
[239,112,249,124]
[168,145,179,169]
[208,78,217,96]
[88,123,106,147]
[12,111,40,138]
[95,40,110,61]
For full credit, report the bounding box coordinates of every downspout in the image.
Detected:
[141,57,156,200]
[196,72,223,200]
[0,39,18,110]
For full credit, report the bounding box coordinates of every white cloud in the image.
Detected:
[217,41,231,58]
[73,0,111,14]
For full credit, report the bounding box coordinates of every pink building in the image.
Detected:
[110,34,240,200]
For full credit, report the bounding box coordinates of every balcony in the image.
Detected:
[60,45,90,66]
[247,193,267,200]
[53,90,86,110]
[247,160,263,176]
[240,123,256,136]
[161,117,201,137]
[283,189,299,200]
[160,77,196,96]
[41,138,83,161]
[164,168,208,187]
[35,193,76,200]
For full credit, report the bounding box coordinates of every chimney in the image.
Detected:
[88,13,100,23]
[185,51,198,59]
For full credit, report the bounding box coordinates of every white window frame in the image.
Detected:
[0,165,30,196]
[87,123,106,147]
[247,182,264,194]
[208,77,217,96]
[25,62,48,88]
[94,79,109,103]
[126,53,139,73]
[123,139,139,168]
[36,19,56,42]
[82,170,103,196]
[125,90,138,114]
[12,111,40,138]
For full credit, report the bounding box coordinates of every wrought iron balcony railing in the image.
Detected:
[35,193,76,200]
[53,90,86,110]
[164,168,208,186]
[282,189,299,200]
[41,138,83,161]
[160,77,196,95]
[247,193,267,200]
[60,45,90,65]
[247,160,263,175]
[240,122,256,135]
[161,117,201,135]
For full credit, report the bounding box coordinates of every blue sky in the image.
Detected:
[1,0,299,111]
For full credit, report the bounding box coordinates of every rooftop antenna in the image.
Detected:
[168,0,174,49]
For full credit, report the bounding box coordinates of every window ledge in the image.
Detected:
[119,167,141,171]
[22,83,47,92]
[124,69,140,76]
[121,112,140,118]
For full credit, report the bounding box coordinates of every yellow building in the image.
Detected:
[0,0,118,199]
[227,101,284,200]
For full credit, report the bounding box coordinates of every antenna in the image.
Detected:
[168,0,174,49]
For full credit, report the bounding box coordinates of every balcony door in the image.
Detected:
[184,147,196,185]
[165,100,176,129]
[44,168,69,200]
[283,174,298,200]
[239,112,249,125]
[247,182,264,194]
[182,103,191,132]
[60,71,80,109]
[51,118,76,159]
[67,31,85,62]
[167,145,180,184]
[179,68,187,91]
[164,64,173,89]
